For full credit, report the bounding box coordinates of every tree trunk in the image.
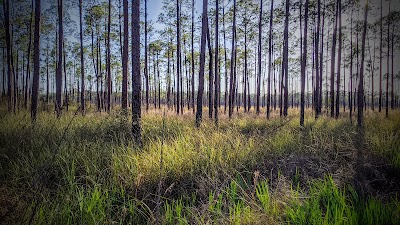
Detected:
[122,0,128,110]
[4,0,14,112]
[283,0,289,117]
[350,8,353,119]
[330,1,338,118]
[56,0,64,117]
[386,2,390,118]
[314,0,320,118]
[145,0,149,111]
[228,0,237,118]
[106,0,112,112]
[379,0,382,112]
[207,21,213,119]
[358,0,368,127]
[79,0,85,113]
[31,0,40,122]
[300,0,309,126]
[256,0,262,114]
[191,0,195,113]
[223,3,228,114]
[214,0,219,125]
[335,0,342,119]
[391,15,394,109]
[196,0,208,127]
[131,0,142,146]
[267,0,274,119]
[176,0,181,114]
[25,0,33,109]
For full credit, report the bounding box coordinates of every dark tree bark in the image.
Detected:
[25,0,33,109]
[176,0,181,114]
[386,2,390,118]
[131,0,142,146]
[300,0,309,126]
[106,0,112,112]
[379,0,382,112]
[167,36,172,108]
[335,0,342,119]
[121,0,128,110]
[223,2,228,114]
[228,0,237,118]
[196,0,208,127]
[283,0,289,117]
[79,0,85,113]
[31,0,40,122]
[391,14,394,109]
[256,0,262,114]
[191,0,195,113]
[4,0,14,112]
[358,0,368,127]
[2,47,4,98]
[330,0,338,118]
[207,21,213,119]
[145,0,149,111]
[350,8,353,119]
[214,0,219,125]
[314,0,321,118]
[45,47,49,108]
[267,0,274,119]
[319,0,325,114]
[56,0,64,117]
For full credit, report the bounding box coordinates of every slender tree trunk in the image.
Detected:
[196,0,208,127]
[214,0,219,125]
[283,0,289,117]
[46,46,49,108]
[386,2,390,118]
[319,0,325,115]
[315,0,321,118]
[267,0,274,119]
[330,1,338,118]
[167,36,172,108]
[191,0,195,113]
[256,0,262,114]
[79,0,85,113]
[335,0,342,119]
[207,20,213,118]
[31,0,40,122]
[176,0,181,114]
[2,47,5,98]
[300,0,309,126]
[145,0,149,111]
[4,0,13,112]
[358,0,368,127]
[223,2,228,114]
[228,0,237,118]
[106,0,111,112]
[56,0,64,117]
[391,15,394,109]
[121,0,128,110]
[379,0,382,112]
[25,0,33,109]
[350,9,353,119]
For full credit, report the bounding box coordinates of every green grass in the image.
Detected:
[0,107,399,224]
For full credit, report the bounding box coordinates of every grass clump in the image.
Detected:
[285,176,400,225]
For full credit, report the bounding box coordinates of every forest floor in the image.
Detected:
[0,106,400,224]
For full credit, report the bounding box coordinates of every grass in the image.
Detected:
[0,106,399,224]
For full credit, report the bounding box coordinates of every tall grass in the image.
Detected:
[0,108,399,224]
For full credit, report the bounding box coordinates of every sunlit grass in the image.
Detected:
[0,106,399,224]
